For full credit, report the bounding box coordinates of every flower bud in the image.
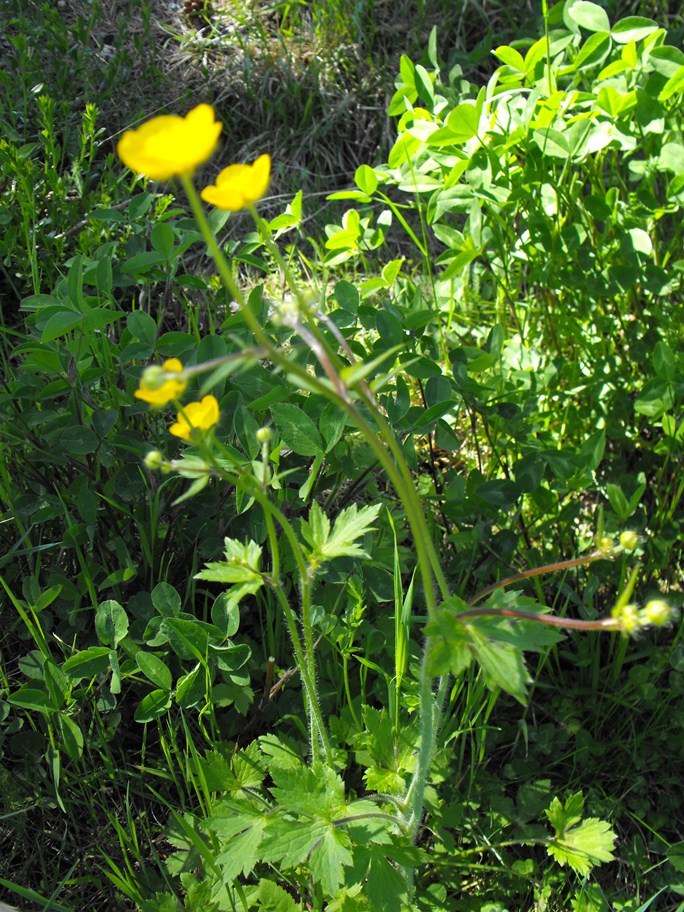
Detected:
[644,599,670,627]
[144,450,166,471]
[256,427,273,444]
[620,603,640,633]
[619,531,639,551]
[140,365,167,391]
[598,536,615,557]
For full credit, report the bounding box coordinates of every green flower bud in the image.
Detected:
[598,536,615,556]
[144,449,165,471]
[644,599,670,627]
[620,603,640,633]
[256,427,273,444]
[139,365,167,391]
[619,531,639,551]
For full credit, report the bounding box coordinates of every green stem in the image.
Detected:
[269,579,332,764]
[253,206,347,375]
[183,177,450,835]
[206,444,333,764]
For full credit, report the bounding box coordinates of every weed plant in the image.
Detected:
[1,1,684,911]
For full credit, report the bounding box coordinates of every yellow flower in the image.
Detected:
[200,154,271,210]
[135,358,187,407]
[169,395,220,442]
[117,104,222,180]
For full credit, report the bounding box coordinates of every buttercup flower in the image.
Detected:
[200,154,271,211]
[169,395,220,442]
[135,358,187,407]
[117,104,222,180]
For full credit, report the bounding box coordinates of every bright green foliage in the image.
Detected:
[1,1,683,910]
[163,736,420,909]
[427,593,564,703]
[546,792,617,875]
[302,501,383,566]
[195,539,266,608]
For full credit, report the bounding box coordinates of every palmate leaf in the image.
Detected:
[269,762,347,817]
[309,826,354,897]
[546,792,585,832]
[469,627,531,705]
[261,817,354,898]
[366,848,409,912]
[256,879,299,912]
[214,818,267,883]
[209,797,268,883]
[302,502,383,566]
[262,816,330,870]
[546,792,616,875]
[195,538,265,608]
[195,538,264,584]
[548,817,617,875]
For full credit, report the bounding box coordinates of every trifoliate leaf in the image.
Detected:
[95,599,128,647]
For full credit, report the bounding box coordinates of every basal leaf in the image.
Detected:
[215,816,267,883]
[309,826,354,897]
[548,817,617,875]
[546,792,585,832]
[366,848,409,912]
[262,817,329,869]
[318,503,383,562]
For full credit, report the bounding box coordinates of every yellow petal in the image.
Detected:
[200,154,271,211]
[117,104,222,180]
[169,395,220,442]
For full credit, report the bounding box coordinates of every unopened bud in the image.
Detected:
[619,531,639,551]
[144,449,165,471]
[139,365,166,391]
[256,427,273,444]
[598,536,615,556]
[620,603,640,633]
[644,599,670,626]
